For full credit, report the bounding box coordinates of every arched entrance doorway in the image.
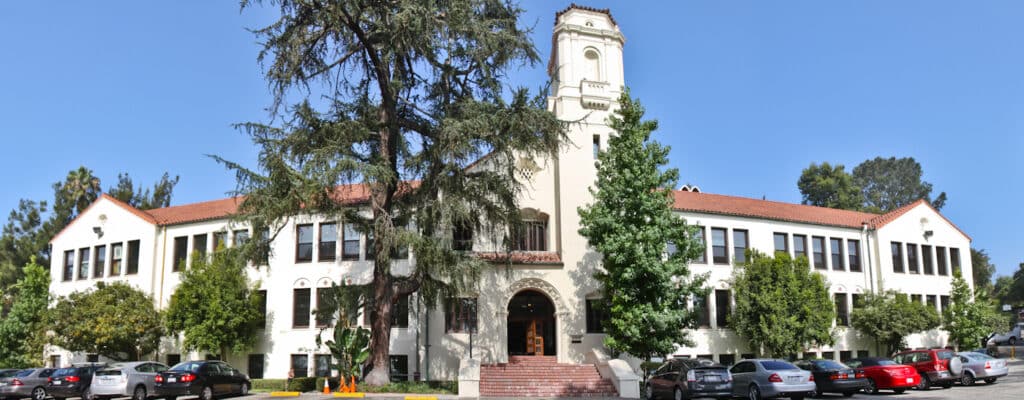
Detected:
[507,290,557,356]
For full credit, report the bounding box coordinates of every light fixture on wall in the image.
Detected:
[92,226,104,239]
[923,230,934,240]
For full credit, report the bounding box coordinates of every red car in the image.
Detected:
[891,349,962,389]
[845,357,920,394]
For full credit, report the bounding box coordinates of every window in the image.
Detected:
[906,243,919,274]
[922,245,934,275]
[891,242,904,273]
[78,248,90,279]
[316,288,332,327]
[666,241,677,257]
[392,295,409,328]
[718,354,736,367]
[830,238,844,271]
[290,354,309,378]
[715,289,731,328]
[950,248,961,275]
[50,355,61,368]
[586,299,607,333]
[445,298,477,333]
[857,350,869,358]
[126,240,140,275]
[936,246,948,276]
[694,226,706,263]
[93,245,106,278]
[296,224,314,262]
[822,352,835,360]
[213,232,227,251]
[233,229,250,247]
[365,231,375,260]
[926,295,938,310]
[110,243,123,276]
[247,354,264,379]
[911,294,922,304]
[940,295,951,314]
[293,288,311,328]
[515,221,548,251]
[811,236,826,269]
[847,240,861,272]
[802,352,817,360]
[453,222,473,252]
[342,225,360,260]
[63,250,74,281]
[166,354,181,367]
[711,228,728,264]
[193,234,208,257]
[86,354,99,363]
[315,355,331,377]
[852,294,863,309]
[793,234,808,260]
[773,233,789,256]
[173,236,188,272]
[592,134,600,159]
[840,351,852,362]
[583,48,601,81]
[389,355,410,382]
[694,295,710,328]
[733,229,749,263]
[257,290,267,328]
[835,293,849,326]
[318,223,337,262]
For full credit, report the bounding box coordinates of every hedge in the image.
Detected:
[250,378,456,394]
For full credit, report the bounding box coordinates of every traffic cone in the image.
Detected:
[339,378,349,393]
[322,378,330,394]
[349,376,357,393]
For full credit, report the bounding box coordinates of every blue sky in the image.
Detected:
[0,1,1020,280]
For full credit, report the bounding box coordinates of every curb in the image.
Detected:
[270,392,302,397]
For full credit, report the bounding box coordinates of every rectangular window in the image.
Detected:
[592,135,600,159]
[950,248,961,275]
[173,236,188,272]
[342,225,360,260]
[110,243,123,276]
[93,245,106,278]
[911,294,922,304]
[390,355,410,382]
[247,354,264,379]
[926,295,938,310]
[318,223,337,262]
[940,295,951,314]
[802,352,817,360]
[694,226,706,263]
[193,234,208,258]
[906,243,919,274]
[315,354,331,377]
[773,232,789,256]
[453,222,474,252]
[445,298,478,333]
[514,221,548,251]
[922,245,934,275]
[78,248,90,279]
[50,355,61,368]
[715,289,731,328]
[293,288,311,328]
[830,238,844,271]
[711,228,728,264]
[891,242,904,273]
[694,295,710,328]
[586,299,607,333]
[392,295,409,328]
[733,229,749,264]
[823,352,835,360]
[63,250,74,281]
[126,240,140,275]
[290,354,309,378]
[296,224,313,262]
[233,229,250,247]
[835,293,849,326]
[840,351,852,362]
[365,231,375,260]
[936,246,948,276]
[812,236,826,269]
[315,288,332,327]
[847,240,861,272]
[718,354,736,367]
[166,354,181,367]
[852,294,863,309]
[857,350,869,358]
[793,234,808,261]
[257,290,267,328]
[213,232,227,251]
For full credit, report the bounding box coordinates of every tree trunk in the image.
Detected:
[220,345,228,362]
[365,265,393,385]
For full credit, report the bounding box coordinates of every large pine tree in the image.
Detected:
[224,0,565,384]
[578,90,707,361]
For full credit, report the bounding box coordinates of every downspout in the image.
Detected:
[423,306,431,381]
[157,226,169,308]
[414,295,420,380]
[553,150,563,255]
[861,223,874,293]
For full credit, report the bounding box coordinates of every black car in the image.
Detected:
[154,361,250,400]
[793,359,868,397]
[46,364,107,400]
[645,358,732,400]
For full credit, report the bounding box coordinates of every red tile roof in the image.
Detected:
[476,251,562,265]
[145,196,245,226]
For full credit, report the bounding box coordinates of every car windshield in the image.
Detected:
[813,360,848,370]
[936,351,954,360]
[96,369,122,376]
[760,361,798,370]
[875,359,897,366]
[170,362,201,373]
[15,370,34,378]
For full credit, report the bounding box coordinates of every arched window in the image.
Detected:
[514,209,548,251]
[583,48,601,81]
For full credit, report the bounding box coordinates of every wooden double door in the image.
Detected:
[507,290,556,356]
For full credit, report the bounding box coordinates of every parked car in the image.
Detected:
[47,364,108,400]
[845,357,919,394]
[987,322,1024,346]
[955,352,1008,386]
[793,359,868,397]
[891,349,962,390]
[154,361,250,400]
[645,358,732,399]
[728,359,815,400]
[0,368,57,400]
[91,361,170,400]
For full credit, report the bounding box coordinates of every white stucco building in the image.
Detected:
[46,4,971,396]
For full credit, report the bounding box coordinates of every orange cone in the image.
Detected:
[339,378,349,393]
[349,376,357,393]
[322,378,330,394]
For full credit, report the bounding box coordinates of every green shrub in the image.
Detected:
[361,381,457,394]
[314,377,341,391]
[251,379,287,391]
[286,377,318,392]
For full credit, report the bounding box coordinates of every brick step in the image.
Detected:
[480,360,616,397]
[480,390,618,397]
[481,380,614,386]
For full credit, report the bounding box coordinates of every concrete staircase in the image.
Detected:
[480,356,618,397]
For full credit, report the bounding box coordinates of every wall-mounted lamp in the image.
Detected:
[92,226,104,239]
[923,230,934,240]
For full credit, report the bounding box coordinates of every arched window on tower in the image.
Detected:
[583,48,601,82]
[513,208,549,251]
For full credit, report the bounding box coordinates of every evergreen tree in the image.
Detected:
[107,172,180,209]
[944,271,1006,350]
[224,0,565,384]
[578,90,707,361]
[851,290,941,354]
[730,251,835,357]
[0,257,49,368]
[852,156,946,212]
[49,281,162,361]
[797,162,861,210]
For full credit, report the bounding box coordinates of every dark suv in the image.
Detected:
[645,358,732,400]
[891,349,962,390]
[47,364,107,400]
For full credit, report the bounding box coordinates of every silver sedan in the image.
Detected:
[956,352,1009,386]
[729,359,816,400]
[91,361,170,400]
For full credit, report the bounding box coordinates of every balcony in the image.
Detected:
[580,79,611,110]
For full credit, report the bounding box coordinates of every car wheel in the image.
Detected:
[1009,337,1017,345]
[960,372,975,386]
[31,387,47,400]
[645,384,654,400]
[983,378,997,384]
[82,387,93,400]
[200,386,214,400]
[916,374,930,390]
[240,383,249,396]
[132,385,147,400]
[674,387,682,400]
[843,392,855,397]
[790,395,805,400]
[893,388,905,394]
[748,384,762,400]
[864,378,878,394]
